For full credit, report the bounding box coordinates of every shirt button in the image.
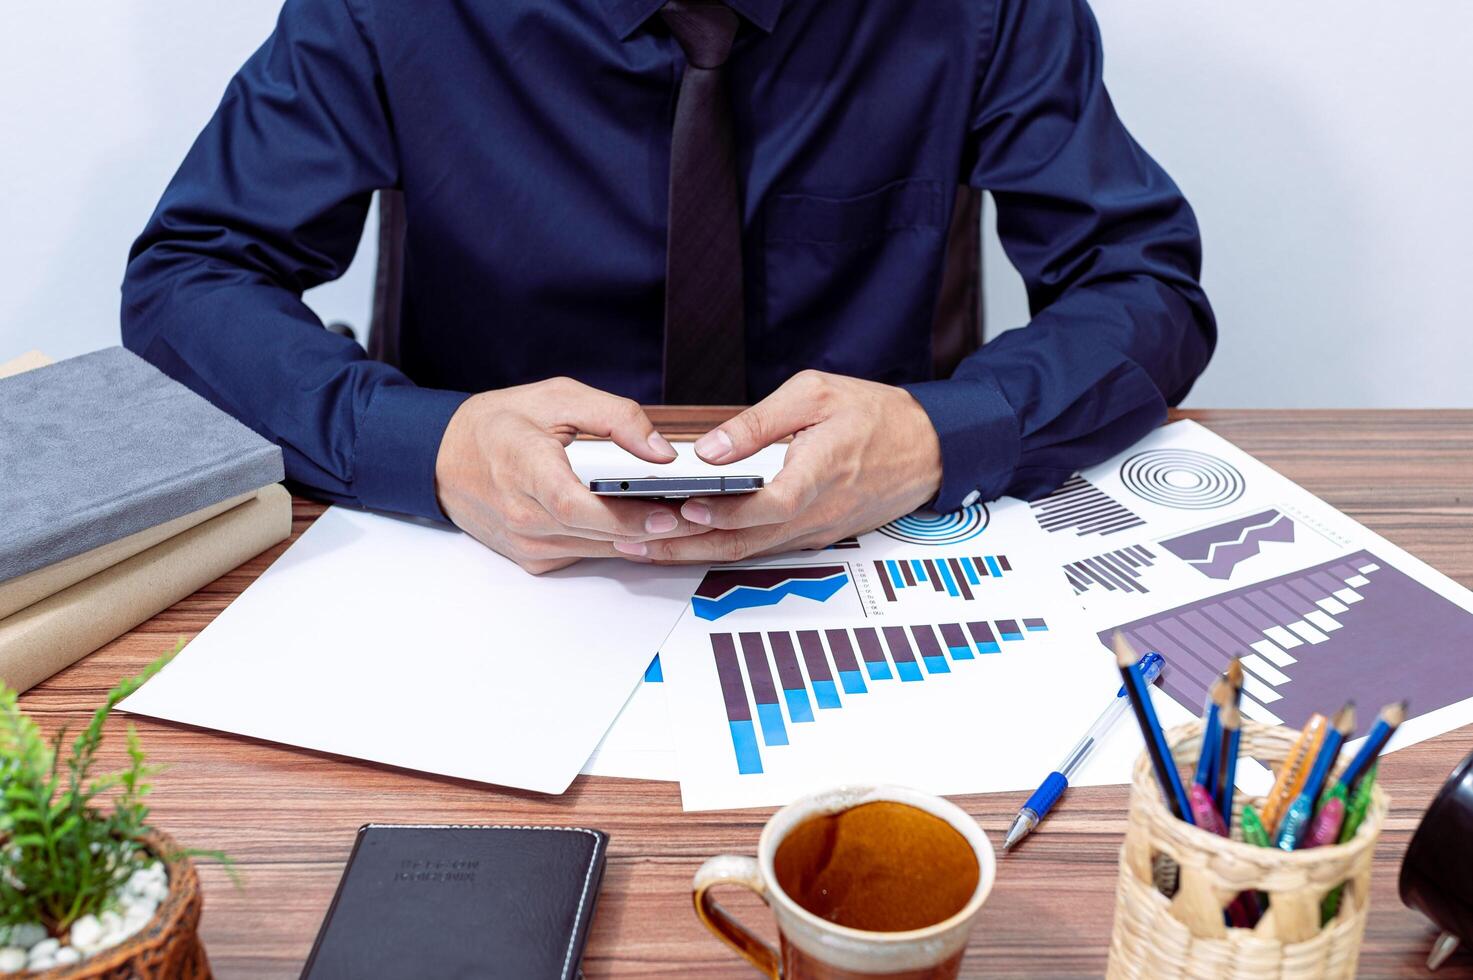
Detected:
[961,490,981,508]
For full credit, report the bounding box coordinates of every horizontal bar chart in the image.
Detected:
[1030,475,1145,537]
[710,616,1051,773]
[1064,544,1159,595]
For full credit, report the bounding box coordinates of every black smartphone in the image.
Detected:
[587,475,764,498]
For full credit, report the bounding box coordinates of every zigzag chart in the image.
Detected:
[1160,509,1296,580]
[691,566,851,621]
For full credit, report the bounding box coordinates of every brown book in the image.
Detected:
[0,491,256,620]
[0,484,291,693]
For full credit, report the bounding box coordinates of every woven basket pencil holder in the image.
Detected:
[1107,720,1389,980]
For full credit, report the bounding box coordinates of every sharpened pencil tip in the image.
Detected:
[1225,657,1243,689]
[1112,632,1136,668]
[1385,701,1408,727]
[1333,701,1357,734]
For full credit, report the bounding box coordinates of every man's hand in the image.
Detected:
[435,378,706,573]
[625,371,943,564]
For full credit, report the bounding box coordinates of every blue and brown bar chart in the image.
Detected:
[874,556,1009,602]
[710,617,1051,774]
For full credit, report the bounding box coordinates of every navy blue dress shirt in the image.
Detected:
[123,0,1215,523]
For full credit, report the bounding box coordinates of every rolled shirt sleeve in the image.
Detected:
[121,0,469,522]
[906,0,1217,511]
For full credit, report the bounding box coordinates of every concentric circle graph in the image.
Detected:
[1119,449,1245,510]
[877,503,990,545]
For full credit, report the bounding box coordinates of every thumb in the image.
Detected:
[695,373,822,464]
[554,380,678,464]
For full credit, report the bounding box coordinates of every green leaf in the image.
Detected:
[0,642,209,927]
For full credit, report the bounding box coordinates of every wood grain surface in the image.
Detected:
[16,409,1473,978]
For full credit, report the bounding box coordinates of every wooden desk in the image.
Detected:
[18,410,1473,978]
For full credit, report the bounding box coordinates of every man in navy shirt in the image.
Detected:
[123,0,1214,573]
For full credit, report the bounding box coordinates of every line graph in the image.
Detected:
[691,565,850,621]
[1160,509,1295,580]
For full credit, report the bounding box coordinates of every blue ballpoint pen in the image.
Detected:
[1003,651,1165,852]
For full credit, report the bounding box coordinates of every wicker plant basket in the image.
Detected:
[1107,720,1389,979]
[27,829,211,980]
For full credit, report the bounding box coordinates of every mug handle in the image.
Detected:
[692,855,781,977]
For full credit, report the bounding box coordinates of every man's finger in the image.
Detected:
[529,454,701,540]
[680,456,822,530]
[544,377,678,464]
[640,523,792,564]
[507,532,634,562]
[693,371,826,464]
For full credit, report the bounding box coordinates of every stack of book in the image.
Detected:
[0,347,291,692]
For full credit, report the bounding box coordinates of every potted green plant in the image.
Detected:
[1,645,224,977]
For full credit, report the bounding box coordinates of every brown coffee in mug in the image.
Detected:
[693,786,996,979]
[774,800,980,933]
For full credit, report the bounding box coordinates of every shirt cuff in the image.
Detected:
[902,375,1021,511]
[353,383,472,523]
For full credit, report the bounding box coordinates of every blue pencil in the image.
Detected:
[1113,633,1193,824]
[1216,698,1242,831]
[1335,701,1405,794]
[1192,676,1226,791]
[1215,658,1244,828]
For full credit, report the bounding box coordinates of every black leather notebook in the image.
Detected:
[301,824,608,980]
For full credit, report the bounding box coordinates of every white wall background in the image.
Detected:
[2,1,1469,406]
[0,3,375,363]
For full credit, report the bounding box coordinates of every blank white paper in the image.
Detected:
[121,440,786,794]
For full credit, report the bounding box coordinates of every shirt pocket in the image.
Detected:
[760,179,949,382]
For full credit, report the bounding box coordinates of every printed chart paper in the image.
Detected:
[662,495,1139,811]
[1043,421,1473,764]
[123,441,786,795]
[661,420,1473,810]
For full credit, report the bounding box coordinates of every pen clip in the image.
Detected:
[1117,651,1166,697]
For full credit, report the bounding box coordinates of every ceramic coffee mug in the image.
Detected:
[692,785,996,978]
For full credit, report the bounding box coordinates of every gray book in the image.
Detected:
[0,347,284,583]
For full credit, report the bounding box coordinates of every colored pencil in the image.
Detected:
[1261,713,1327,834]
[1234,803,1271,927]
[1193,675,1229,791]
[1188,783,1227,834]
[1216,695,1243,830]
[1339,763,1379,844]
[1276,703,1356,850]
[1335,701,1405,795]
[1113,633,1193,824]
[1240,804,1271,848]
[1305,784,1348,847]
[1321,765,1378,923]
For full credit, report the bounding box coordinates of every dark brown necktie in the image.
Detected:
[660,1,746,405]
